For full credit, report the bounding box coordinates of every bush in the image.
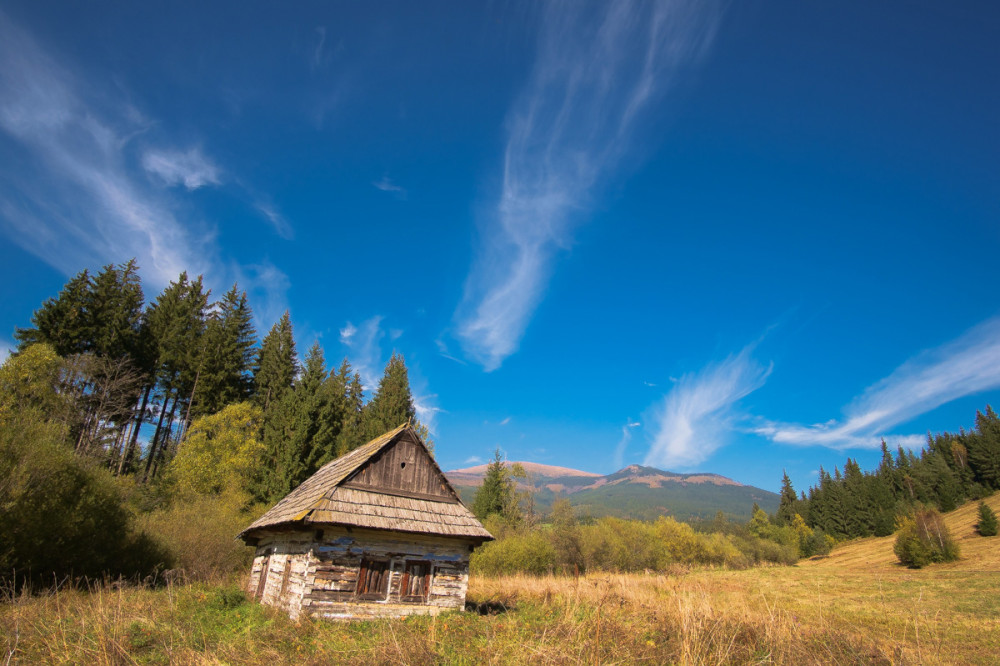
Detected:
[137,493,260,581]
[893,508,960,568]
[471,530,555,576]
[579,518,667,572]
[0,416,168,588]
[976,501,998,537]
[801,528,834,557]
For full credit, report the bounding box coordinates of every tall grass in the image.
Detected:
[5,567,998,664]
[5,494,998,664]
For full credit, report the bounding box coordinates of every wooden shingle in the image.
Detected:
[240,423,493,542]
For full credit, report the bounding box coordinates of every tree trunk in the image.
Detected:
[178,366,201,447]
[123,385,152,475]
[151,395,181,479]
[143,391,172,482]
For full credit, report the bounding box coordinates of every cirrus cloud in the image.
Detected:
[454,0,722,370]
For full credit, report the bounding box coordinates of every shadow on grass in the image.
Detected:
[464,600,511,615]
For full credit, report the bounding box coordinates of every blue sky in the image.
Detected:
[1,2,998,493]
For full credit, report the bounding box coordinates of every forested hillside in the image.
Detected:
[775,408,1000,540]
[1,260,429,587]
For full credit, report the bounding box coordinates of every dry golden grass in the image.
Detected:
[468,565,1000,665]
[2,494,997,664]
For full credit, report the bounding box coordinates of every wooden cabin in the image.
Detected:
[238,423,493,620]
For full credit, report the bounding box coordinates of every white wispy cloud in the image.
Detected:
[435,338,468,365]
[0,11,292,324]
[613,420,642,470]
[312,26,327,70]
[337,316,440,432]
[339,316,385,393]
[755,317,1000,450]
[0,11,203,286]
[230,259,292,333]
[454,1,721,370]
[142,147,221,190]
[372,176,406,197]
[339,322,358,344]
[645,345,772,469]
[253,201,294,240]
[464,456,484,465]
[412,392,443,435]
[499,416,512,426]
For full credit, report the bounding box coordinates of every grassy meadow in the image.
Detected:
[2,493,998,665]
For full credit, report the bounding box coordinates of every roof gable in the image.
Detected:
[341,428,459,503]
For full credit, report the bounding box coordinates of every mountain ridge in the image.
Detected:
[445,461,779,522]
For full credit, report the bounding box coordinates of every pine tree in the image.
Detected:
[361,352,416,440]
[253,311,298,412]
[776,471,799,525]
[976,501,998,537]
[194,285,257,417]
[87,260,144,361]
[141,272,209,480]
[14,269,93,356]
[306,355,347,472]
[842,458,872,537]
[257,342,353,502]
[968,407,1000,490]
[332,359,365,455]
[471,448,518,523]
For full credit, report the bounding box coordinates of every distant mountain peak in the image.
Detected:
[446,461,745,489]
[448,461,601,479]
[444,459,776,522]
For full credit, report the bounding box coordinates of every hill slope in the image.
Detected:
[800,492,1000,572]
[446,462,779,522]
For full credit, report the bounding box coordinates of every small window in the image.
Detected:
[400,560,432,602]
[356,558,390,600]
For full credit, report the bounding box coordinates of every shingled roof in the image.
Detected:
[239,423,493,542]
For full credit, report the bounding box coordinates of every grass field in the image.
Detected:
[2,494,998,664]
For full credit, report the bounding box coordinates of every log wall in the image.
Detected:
[247,526,475,620]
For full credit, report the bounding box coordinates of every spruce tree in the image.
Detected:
[332,359,365,455]
[267,342,337,498]
[194,285,257,417]
[361,352,416,440]
[977,502,998,537]
[87,260,144,361]
[471,448,517,522]
[776,471,799,525]
[259,389,299,502]
[253,311,298,411]
[968,407,1000,490]
[141,272,208,480]
[15,269,93,356]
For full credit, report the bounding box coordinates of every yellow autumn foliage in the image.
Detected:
[170,401,264,500]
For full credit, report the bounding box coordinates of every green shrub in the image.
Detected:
[471,530,555,576]
[579,518,666,571]
[0,415,168,588]
[976,502,998,537]
[801,528,834,557]
[893,508,960,568]
[137,493,259,581]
